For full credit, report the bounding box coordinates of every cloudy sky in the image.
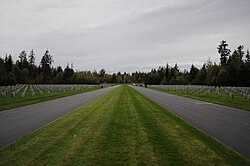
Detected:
[0,0,250,73]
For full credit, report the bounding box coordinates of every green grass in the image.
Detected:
[0,86,101,111]
[0,85,249,165]
[149,87,250,111]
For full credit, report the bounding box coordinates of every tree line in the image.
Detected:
[141,40,250,86]
[0,40,249,86]
[0,49,133,85]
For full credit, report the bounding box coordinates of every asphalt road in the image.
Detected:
[131,86,250,159]
[0,86,118,148]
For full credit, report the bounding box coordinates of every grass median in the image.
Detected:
[0,85,249,165]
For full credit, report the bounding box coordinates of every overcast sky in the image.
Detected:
[0,0,250,73]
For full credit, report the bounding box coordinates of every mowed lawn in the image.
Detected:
[0,86,249,165]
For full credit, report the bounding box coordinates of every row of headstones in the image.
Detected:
[0,85,17,93]
[0,84,23,97]
[1,84,100,97]
[151,85,214,95]
[11,85,25,97]
[10,85,35,98]
[0,85,12,96]
[149,85,250,101]
[0,85,14,96]
[11,85,38,97]
[221,87,235,99]
[30,85,35,96]
[240,91,250,101]
[1,84,55,97]
[21,85,28,97]
[34,85,44,95]
[237,87,250,101]
[222,87,250,100]
[33,84,99,95]
[35,84,98,93]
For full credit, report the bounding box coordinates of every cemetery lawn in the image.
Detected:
[0,85,249,165]
[150,87,250,111]
[0,86,101,111]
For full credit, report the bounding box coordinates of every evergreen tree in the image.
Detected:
[28,49,35,65]
[236,45,244,62]
[194,64,207,85]
[28,49,36,80]
[12,64,23,83]
[99,69,106,83]
[164,63,170,84]
[0,57,7,85]
[244,50,250,86]
[41,50,53,69]
[217,40,230,65]
[227,47,245,86]
[4,54,13,72]
[63,63,74,83]
[189,64,199,84]
[157,66,164,82]
[111,73,117,83]
[18,50,29,70]
[246,50,250,62]
[99,69,106,78]
[40,49,54,83]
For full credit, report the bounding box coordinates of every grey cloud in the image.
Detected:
[0,0,250,73]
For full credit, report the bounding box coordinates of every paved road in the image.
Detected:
[0,86,118,148]
[131,86,250,159]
